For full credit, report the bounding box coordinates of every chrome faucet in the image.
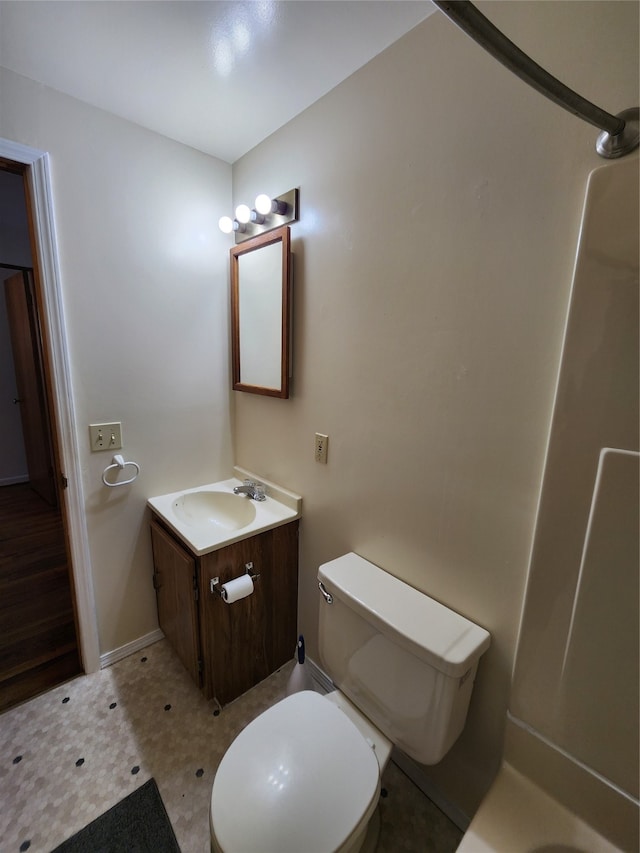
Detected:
[233,480,266,501]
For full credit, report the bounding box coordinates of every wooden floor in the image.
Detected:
[0,483,81,712]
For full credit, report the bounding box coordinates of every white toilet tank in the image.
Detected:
[318,553,490,765]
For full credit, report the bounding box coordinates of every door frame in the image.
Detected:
[1,137,100,673]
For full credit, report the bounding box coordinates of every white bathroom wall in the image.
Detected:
[0,66,234,654]
[231,1,639,819]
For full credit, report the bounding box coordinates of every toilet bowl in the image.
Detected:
[210,689,392,853]
[210,552,491,852]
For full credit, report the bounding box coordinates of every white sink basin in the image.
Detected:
[148,469,302,555]
[172,491,257,530]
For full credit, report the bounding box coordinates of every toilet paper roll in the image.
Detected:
[220,574,254,604]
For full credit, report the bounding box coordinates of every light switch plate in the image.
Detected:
[315,433,328,464]
[89,422,122,452]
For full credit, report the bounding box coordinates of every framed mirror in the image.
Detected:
[230,225,291,398]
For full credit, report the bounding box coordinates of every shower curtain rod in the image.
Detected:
[432,0,639,159]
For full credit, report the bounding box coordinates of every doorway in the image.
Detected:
[4,268,57,505]
[0,159,85,710]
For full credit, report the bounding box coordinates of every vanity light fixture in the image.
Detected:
[219,188,299,244]
[235,204,252,224]
[255,193,289,216]
[218,215,246,234]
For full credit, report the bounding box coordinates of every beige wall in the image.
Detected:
[0,67,234,654]
[232,2,639,817]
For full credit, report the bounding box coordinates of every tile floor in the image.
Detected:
[0,640,463,853]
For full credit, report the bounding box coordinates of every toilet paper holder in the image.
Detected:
[210,562,260,597]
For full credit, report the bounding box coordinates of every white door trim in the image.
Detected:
[1,137,100,673]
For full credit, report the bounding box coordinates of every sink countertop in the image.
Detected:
[147,467,302,556]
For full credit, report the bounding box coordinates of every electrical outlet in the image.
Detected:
[315,433,328,464]
[89,422,122,452]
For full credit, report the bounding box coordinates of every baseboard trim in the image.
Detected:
[305,655,469,831]
[99,629,164,669]
[0,475,29,486]
[391,748,470,831]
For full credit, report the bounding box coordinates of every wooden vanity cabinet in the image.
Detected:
[150,514,298,706]
[198,521,298,705]
[150,520,201,686]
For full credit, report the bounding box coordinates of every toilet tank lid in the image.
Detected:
[318,553,490,677]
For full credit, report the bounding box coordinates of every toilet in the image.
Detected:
[210,552,491,852]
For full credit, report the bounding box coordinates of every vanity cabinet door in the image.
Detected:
[150,520,201,687]
[199,521,298,705]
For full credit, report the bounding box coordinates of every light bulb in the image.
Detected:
[235,204,251,224]
[255,193,273,215]
[218,215,234,234]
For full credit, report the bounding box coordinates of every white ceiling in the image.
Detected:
[0,1,436,164]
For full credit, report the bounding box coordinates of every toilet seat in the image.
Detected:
[210,690,381,853]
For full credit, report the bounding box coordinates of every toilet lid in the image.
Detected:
[211,690,380,853]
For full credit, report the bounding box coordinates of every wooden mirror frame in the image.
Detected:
[230,225,291,398]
